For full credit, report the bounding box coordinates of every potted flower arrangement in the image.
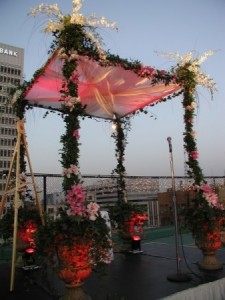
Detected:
[171,51,225,270]
[182,185,224,238]
[35,184,113,300]
[181,184,224,270]
[182,183,225,270]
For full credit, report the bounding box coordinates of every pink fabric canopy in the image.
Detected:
[25,53,181,120]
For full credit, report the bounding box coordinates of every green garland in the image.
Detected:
[174,60,225,237]
[57,27,87,192]
[60,111,81,193]
[111,117,131,203]
[176,64,205,185]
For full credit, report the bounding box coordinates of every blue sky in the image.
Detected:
[1,0,225,176]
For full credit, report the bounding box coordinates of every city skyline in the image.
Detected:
[0,0,225,177]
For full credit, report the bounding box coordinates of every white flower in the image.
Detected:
[29,0,117,33]
[70,13,86,25]
[65,96,81,111]
[29,3,63,19]
[72,0,83,15]
[191,130,197,137]
[45,20,64,33]
[189,101,196,109]
[86,14,117,29]
[195,50,216,65]
[28,0,116,59]
[84,31,104,55]
[11,89,22,104]
[158,50,218,93]
[86,202,100,221]
[69,50,79,61]
[186,101,196,111]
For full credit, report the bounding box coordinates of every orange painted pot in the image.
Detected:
[56,242,92,286]
[195,221,223,270]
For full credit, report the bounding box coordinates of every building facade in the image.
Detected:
[0,42,24,205]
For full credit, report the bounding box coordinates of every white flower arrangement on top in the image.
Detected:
[159,50,218,94]
[28,0,117,56]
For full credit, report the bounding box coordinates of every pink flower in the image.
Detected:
[139,66,157,78]
[171,75,177,83]
[73,184,85,200]
[216,202,224,210]
[187,118,193,124]
[69,72,79,82]
[70,203,86,216]
[203,191,218,207]
[159,70,167,76]
[200,184,212,193]
[73,129,80,139]
[190,151,199,160]
[63,165,79,178]
[66,184,86,216]
[199,184,223,208]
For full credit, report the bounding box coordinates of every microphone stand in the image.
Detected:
[166,137,191,282]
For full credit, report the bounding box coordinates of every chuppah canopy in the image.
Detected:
[24,51,181,120]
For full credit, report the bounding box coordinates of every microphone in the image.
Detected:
[167,137,172,153]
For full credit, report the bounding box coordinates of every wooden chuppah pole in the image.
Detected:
[0,131,21,218]
[20,121,45,226]
[0,120,44,291]
[9,120,22,291]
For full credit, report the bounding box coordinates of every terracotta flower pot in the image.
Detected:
[55,240,92,300]
[57,243,92,285]
[195,221,223,270]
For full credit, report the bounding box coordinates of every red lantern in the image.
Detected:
[17,220,37,253]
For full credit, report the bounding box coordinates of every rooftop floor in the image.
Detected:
[1,229,225,299]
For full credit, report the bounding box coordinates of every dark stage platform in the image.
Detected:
[1,233,225,300]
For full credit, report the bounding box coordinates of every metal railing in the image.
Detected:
[27,173,225,211]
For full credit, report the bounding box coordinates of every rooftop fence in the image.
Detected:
[27,173,225,211]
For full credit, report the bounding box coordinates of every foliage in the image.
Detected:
[111,117,131,202]
[0,204,42,242]
[109,200,145,229]
[179,65,205,185]
[59,111,83,193]
[172,54,225,238]
[181,187,225,239]
[35,189,112,270]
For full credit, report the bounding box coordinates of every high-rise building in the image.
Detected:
[0,42,24,203]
